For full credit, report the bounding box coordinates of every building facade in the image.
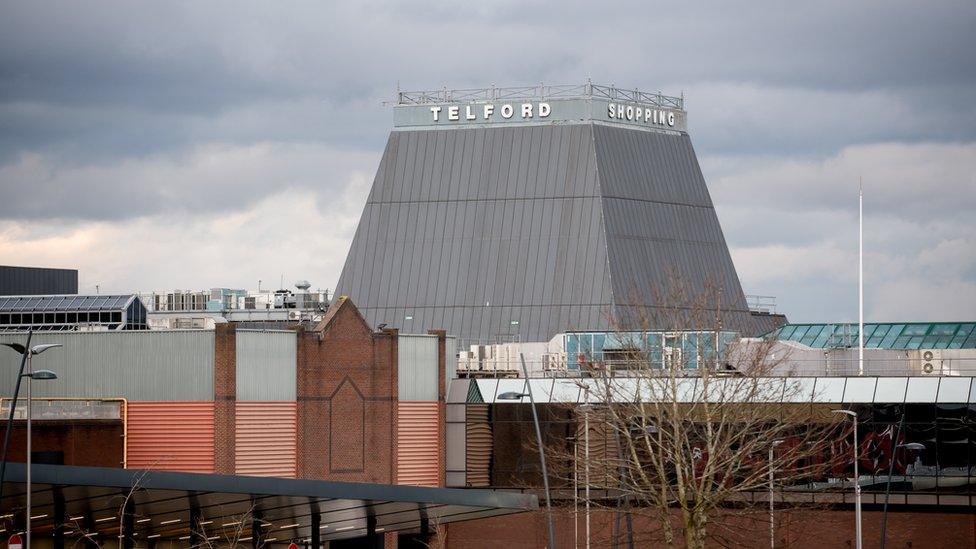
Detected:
[335,83,755,345]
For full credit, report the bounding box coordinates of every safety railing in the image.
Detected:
[396,82,684,110]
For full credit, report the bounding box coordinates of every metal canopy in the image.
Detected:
[1,464,536,544]
[0,295,135,312]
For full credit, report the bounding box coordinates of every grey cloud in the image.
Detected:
[1,0,974,323]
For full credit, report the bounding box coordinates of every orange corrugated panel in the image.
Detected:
[234,402,297,478]
[126,402,215,473]
[396,401,440,487]
[466,404,492,487]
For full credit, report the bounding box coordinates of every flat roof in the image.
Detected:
[0,463,536,543]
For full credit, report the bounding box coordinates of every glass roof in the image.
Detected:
[770,322,976,349]
[0,294,134,312]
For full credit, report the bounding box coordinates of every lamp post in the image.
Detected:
[0,331,32,505]
[769,439,784,548]
[832,409,861,549]
[2,341,61,548]
[581,386,591,549]
[497,354,555,549]
[880,442,925,549]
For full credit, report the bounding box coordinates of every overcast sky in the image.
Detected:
[1,1,974,323]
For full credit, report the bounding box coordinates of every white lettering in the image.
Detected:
[635,107,642,121]
[501,104,514,118]
[448,106,460,121]
[625,105,634,120]
[522,103,533,118]
[539,102,551,117]
[465,105,476,120]
[484,104,495,119]
[644,108,652,122]
[653,110,660,124]
[668,112,675,126]
[430,106,442,121]
[608,103,616,118]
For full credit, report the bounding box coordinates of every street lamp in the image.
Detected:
[2,340,61,548]
[497,354,555,549]
[769,439,784,548]
[880,442,925,549]
[832,409,861,549]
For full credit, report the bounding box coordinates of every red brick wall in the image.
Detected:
[296,298,398,483]
[445,507,976,549]
[213,322,236,474]
[0,421,123,468]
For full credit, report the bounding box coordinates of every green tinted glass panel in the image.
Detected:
[861,325,878,339]
[903,324,930,336]
[957,324,975,338]
[882,325,906,348]
[894,336,912,348]
[791,326,810,340]
[907,336,924,349]
[813,330,831,347]
[929,324,959,336]
[872,324,892,339]
[778,325,797,339]
[949,336,966,349]
[593,334,606,358]
[922,335,941,348]
[801,326,823,345]
[867,337,884,348]
[566,335,579,357]
[581,334,593,355]
[965,334,976,348]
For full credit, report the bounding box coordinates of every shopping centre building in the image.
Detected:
[334,83,762,345]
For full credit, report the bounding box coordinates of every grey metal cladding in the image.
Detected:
[594,125,751,331]
[398,334,439,401]
[236,330,297,401]
[336,120,752,344]
[0,266,79,296]
[0,331,214,400]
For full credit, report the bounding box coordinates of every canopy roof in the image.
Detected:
[0,295,137,312]
[0,464,536,544]
[771,322,976,350]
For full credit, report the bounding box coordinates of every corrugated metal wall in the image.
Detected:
[126,402,215,472]
[398,335,439,401]
[235,402,297,477]
[0,331,214,400]
[396,401,440,487]
[236,330,297,401]
[465,404,492,487]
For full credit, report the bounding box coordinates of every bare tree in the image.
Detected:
[548,279,843,548]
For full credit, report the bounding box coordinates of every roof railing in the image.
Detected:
[394,82,684,110]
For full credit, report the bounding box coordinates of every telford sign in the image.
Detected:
[394,97,686,132]
[430,102,552,122]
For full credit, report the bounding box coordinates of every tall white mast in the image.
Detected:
[858,178,864,376]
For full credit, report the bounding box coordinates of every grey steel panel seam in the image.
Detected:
[591,123,617,316]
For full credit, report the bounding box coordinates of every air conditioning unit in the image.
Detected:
[918,349,942,375]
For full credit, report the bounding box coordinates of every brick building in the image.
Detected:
[0,297,456,546]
